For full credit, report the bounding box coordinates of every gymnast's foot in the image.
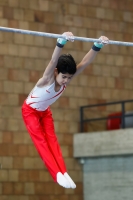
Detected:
[64,172,76,189]
[57,172,71,188]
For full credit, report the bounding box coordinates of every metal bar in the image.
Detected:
[82,113,133,123]
[80,107,84,132]
[121,102,125,128]
[0,26,133,46]
[80,99,133,109]
[83,116,119,123]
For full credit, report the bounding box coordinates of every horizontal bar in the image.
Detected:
[82,113,133,123]
[81,99,133,109]
[0,26,133,46]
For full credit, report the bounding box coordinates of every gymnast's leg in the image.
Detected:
[21,102,70,188]
[41,107,76,189]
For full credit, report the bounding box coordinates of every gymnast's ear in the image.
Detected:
[54,68,58,75]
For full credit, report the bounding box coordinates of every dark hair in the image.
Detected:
[56,54,77,74]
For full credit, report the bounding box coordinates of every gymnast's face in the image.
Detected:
[55,72,73,86]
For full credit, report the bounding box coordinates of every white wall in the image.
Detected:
[74,128,133,200]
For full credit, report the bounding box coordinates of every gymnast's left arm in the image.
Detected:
[74,36,109,76]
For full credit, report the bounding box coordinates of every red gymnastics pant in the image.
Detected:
[22,101,67,182]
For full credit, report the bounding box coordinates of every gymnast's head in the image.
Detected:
[55,54,77,85]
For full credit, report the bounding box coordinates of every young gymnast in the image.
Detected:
[22,32,109,189]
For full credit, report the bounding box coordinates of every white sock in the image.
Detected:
[64,172,76,189]
[56,172,71,188]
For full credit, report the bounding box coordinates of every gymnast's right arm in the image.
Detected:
[37,32,74,87]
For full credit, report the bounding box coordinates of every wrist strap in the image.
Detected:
[92,45,101,51]
[56,42,64,48]
[57,38,67,45]
[94,42,104,48]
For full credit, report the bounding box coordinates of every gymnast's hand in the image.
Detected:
[98,36,109,45]
[57,32,74,46]
[93,36,109,49]
[63,31,74,42]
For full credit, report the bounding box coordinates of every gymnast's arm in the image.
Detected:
[75,49,98,76]
[36,45,63,86]
[37,32,74,87]
[73,35,109,77]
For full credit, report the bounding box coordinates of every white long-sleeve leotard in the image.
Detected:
[26,82,66,111]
